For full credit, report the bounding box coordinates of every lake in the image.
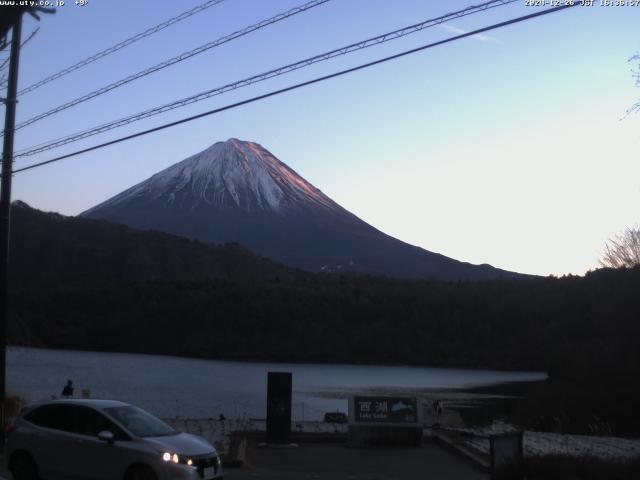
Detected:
[8,346,546,421]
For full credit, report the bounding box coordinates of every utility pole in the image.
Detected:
[0,10,23,449]
[0,9,23,445]
[0,7,54,448]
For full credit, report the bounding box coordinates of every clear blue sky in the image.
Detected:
[6,0,640,276]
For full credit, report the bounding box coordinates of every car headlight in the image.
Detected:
[162,452,195,467]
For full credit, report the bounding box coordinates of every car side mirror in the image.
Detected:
[97,430,115,444]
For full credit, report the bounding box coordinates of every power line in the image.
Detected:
[13,0,227,96]
[16,0,518,158]
[12,3,578,176]
[16,0,515,157]
[7,0,330,134]
[0,27,38,79]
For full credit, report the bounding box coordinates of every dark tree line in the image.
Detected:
[8,202,640,435]
[8,267,640,435]
[10,268,640,375]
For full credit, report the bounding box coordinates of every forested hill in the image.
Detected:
[9,201,296,290]
[8,201,640,377]
[8,202,640,434]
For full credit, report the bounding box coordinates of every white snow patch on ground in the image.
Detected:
[454,424,640,461]
[163,417,640,462]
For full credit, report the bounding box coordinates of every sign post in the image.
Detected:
[266,372,292,445]
[490,432,524,480]
[348,395,423,447]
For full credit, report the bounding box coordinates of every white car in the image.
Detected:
[5,399,223,480]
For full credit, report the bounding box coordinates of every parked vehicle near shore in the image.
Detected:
[5,398,223,480]
[323,412,347,423]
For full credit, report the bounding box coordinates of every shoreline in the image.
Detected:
[7,344,549,376]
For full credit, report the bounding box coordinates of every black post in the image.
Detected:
[266,372,292,444]
[0,12,23,447]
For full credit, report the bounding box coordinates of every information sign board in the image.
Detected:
[350,396,420,425]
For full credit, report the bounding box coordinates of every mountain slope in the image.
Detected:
[82,138,520,280]
[9,201,293,290]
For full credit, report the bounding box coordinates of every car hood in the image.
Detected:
[144,432,216,456]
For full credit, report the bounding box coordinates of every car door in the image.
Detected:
[22,404,85,480]
[70,405,132,480]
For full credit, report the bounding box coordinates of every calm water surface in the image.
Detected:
[8,347,546,420]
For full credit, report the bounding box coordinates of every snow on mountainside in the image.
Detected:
[82,138,522,280]
[83,139,338,216]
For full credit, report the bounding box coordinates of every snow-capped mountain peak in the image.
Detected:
[84,138,337,215]
[82,138,519,281]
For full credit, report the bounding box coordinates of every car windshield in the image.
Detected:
[104,406,176,438]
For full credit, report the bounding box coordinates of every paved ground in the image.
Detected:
[0,442,488,480]
[0,454,9,480]
[226,441,489,480]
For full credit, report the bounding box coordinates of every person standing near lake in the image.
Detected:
[62,379,74,398]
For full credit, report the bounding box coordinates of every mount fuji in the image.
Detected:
[81,138,517,280]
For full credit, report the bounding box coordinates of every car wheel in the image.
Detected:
[10,452,39,480]
[126,465,158,480]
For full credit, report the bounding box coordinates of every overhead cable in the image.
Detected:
[15,0,227,96]
[7,0,330,133]
[16,0,516,158]
[0,27,39,81]
[12,3,578,175]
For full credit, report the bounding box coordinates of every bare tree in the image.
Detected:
[600,226,640,268]
[629,52,640,115]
